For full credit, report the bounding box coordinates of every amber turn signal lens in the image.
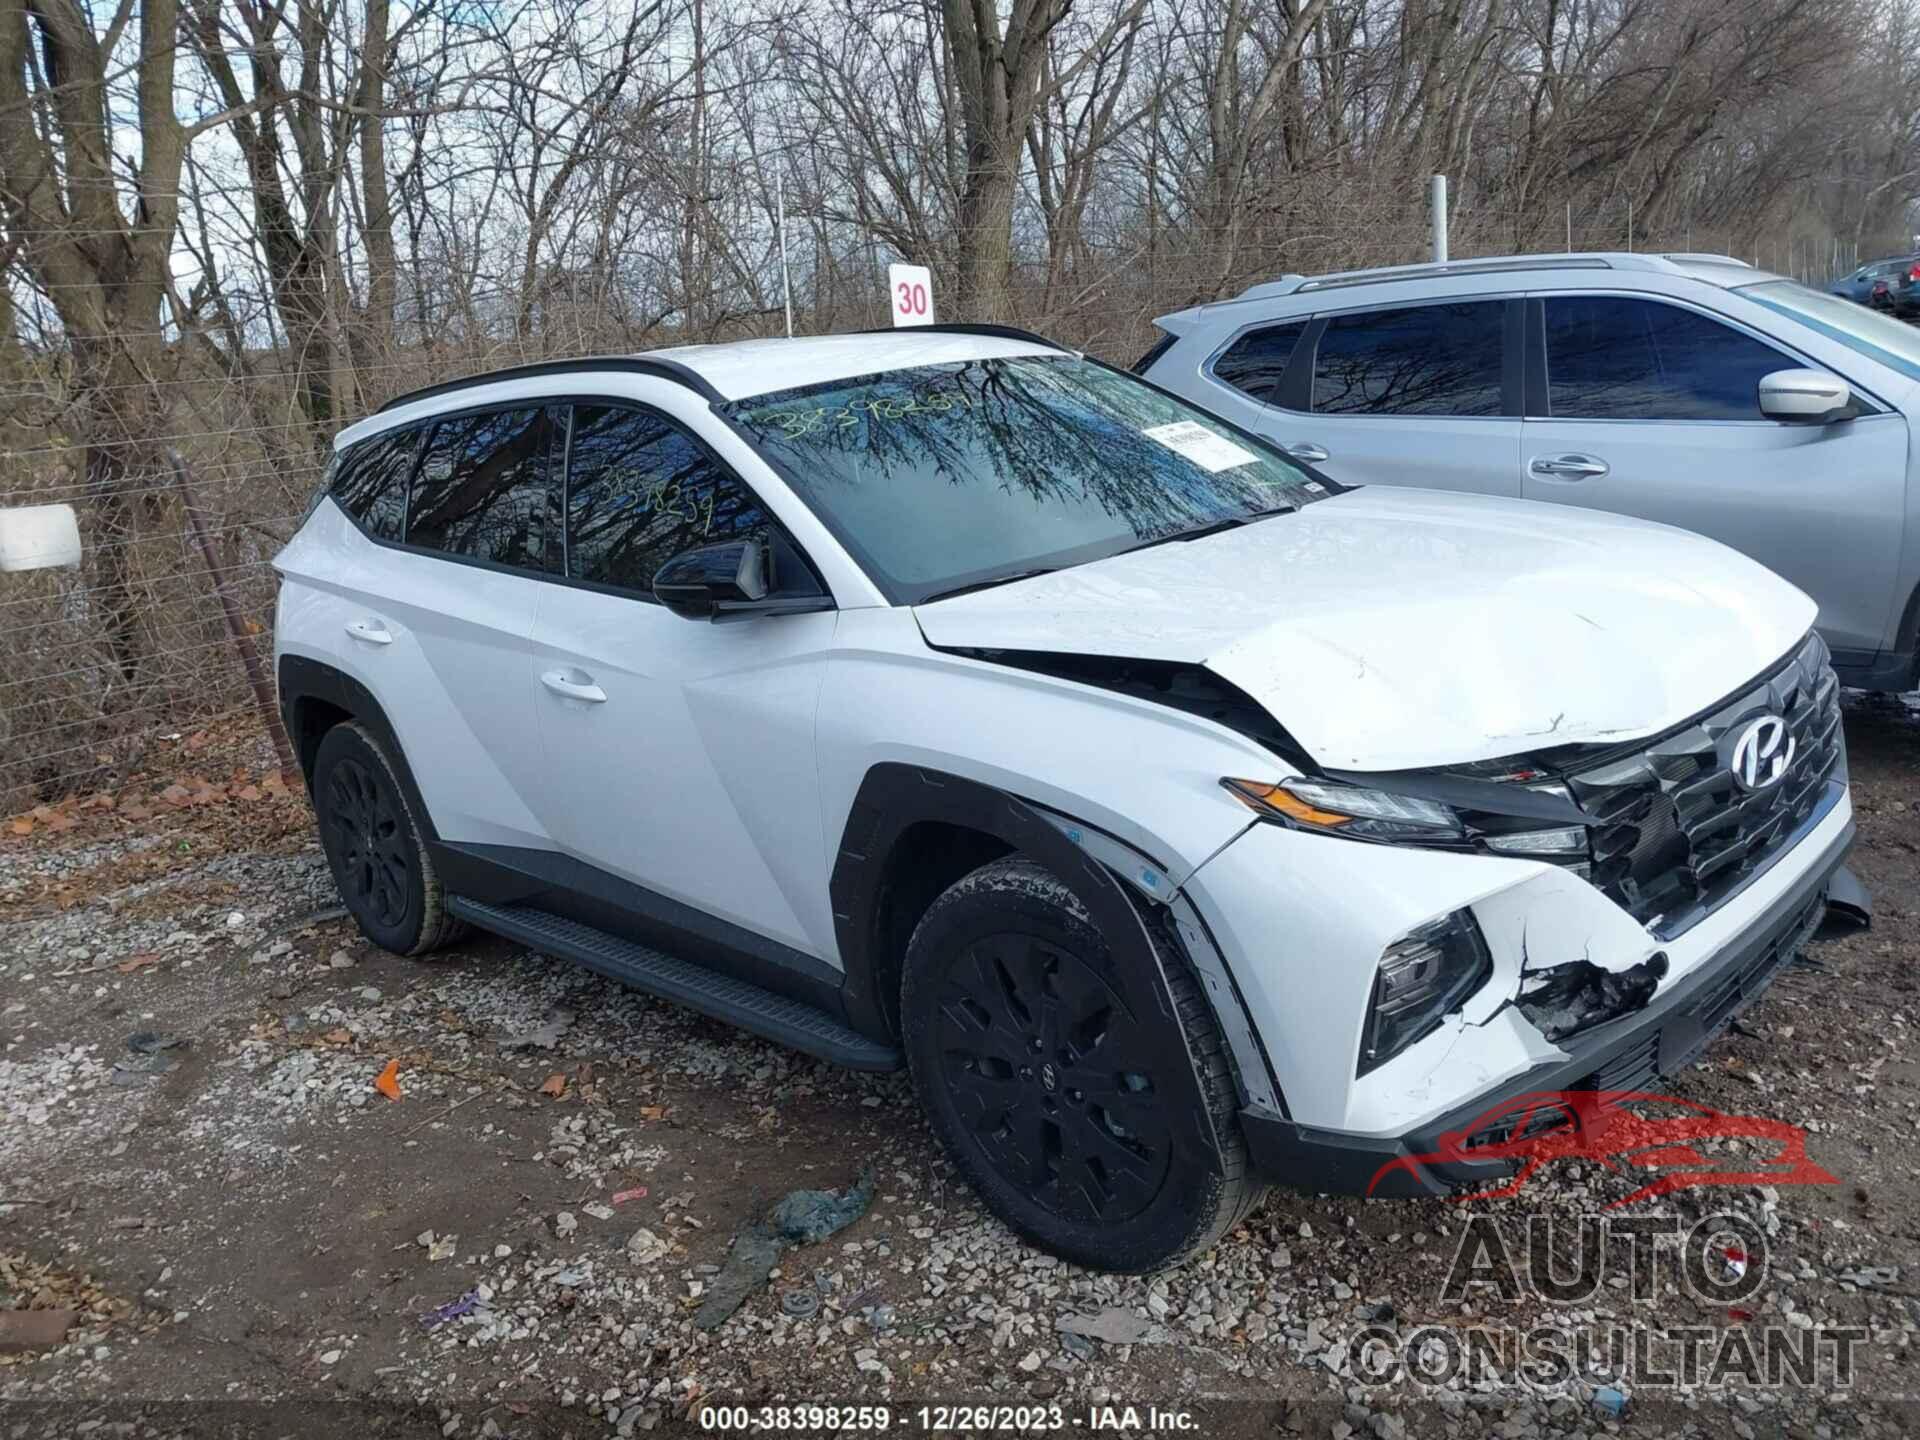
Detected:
[1222,778,1353,827]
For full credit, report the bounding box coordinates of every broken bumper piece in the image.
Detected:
[1238,829,1859,1199]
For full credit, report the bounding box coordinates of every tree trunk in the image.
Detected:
[359,0,398,358]
[955,137,1020,321]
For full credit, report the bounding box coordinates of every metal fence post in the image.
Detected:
[166,449,296,779]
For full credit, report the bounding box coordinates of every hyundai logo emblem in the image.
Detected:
[1729,715,1794,793]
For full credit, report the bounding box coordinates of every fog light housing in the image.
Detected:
[1358,911,1493,1076]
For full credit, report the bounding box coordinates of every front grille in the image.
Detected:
[1570,884,1825,1094]
[1565,634,1842,936]
[1456,885,1825,1158]
[1580,1034,1661,1093]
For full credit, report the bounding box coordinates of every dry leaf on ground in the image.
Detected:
[374,1059,403,1101]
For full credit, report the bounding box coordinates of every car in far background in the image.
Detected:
[1139,252,1920,693]
[1831,255,1920,318]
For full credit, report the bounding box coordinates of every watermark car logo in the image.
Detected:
[1367,1089,1836,1207]
[1729,714,1793,793]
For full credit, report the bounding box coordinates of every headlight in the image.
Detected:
[1223,776,1595,874]
[1482,825,1587,857]
[1359,911,1492,1075]
[1222,777,1462,842]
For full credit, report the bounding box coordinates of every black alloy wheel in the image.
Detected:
[324,753,414,932]
[934,931,1172,1224]
[902,856,1265,1271]
[310,721,464,956]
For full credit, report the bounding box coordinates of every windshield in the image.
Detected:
[722,355,1333,603]
[1740,280,1920,383]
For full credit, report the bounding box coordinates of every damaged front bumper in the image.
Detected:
[1179,761,1858,1195]
[1238,815,1857,1197]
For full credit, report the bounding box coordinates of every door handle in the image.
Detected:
[541,669,607,704]
[344,619,393,645]
[1282,441,1330,463]
[1530,453,1610,480]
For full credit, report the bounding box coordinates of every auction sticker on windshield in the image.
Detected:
[1141,420,1257,472]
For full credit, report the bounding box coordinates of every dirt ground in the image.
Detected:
[4,700,1920,1439]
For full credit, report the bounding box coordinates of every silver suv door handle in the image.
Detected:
[1283,442,1330,463]
[344,619,393,645]
[541,669,607,704]
[1530,453,1610,480]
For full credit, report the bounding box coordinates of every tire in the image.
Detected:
[900,856,1265,1271]
[311,721,465,957]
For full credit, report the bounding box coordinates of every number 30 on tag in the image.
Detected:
[888,264,934,327]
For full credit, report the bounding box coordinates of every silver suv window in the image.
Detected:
[1211,320,1308,404]
[1310,302,1505,416]
[1542,296,1788,420]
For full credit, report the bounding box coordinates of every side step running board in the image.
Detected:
[446,897,903,1072]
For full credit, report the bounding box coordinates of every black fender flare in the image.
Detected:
[276,653,442,847]
[825,768,1274,1159]
[829,764,1164,1040]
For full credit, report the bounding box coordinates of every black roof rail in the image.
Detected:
[853,322,1073,350]
[375,354,725,414]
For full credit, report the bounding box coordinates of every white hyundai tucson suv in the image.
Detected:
[274,326,1861,1271]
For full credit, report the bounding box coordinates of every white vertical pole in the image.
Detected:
[1626,200,1633,252]
[1566,200,1572,253]
[776,167,793,339]
[1430,175,1449,263]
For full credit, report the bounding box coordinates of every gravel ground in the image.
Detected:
[4,698,1920,1439]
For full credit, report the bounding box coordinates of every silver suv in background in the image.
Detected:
[1140,253,1920,692]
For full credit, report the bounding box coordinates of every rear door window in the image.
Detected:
[1543,297,1790,420]
[332,427,417,541]
[1211,321,1309,403]
[409,406,564,570]
[1311,302,1505,415]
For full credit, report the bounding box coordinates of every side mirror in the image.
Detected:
[653,540,768,619]
[1758,368,1854,425]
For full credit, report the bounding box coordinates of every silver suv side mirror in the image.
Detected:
[1758,368,1854,425]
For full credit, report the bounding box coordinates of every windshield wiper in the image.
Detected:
[919,568,1058,604]
[1122,505,1294,555]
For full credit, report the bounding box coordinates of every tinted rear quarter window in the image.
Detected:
[410,406,563,569]
[1312,302,1504,415]
[332,427,417,541]
[1544,297,1787,420]
[1212,321,1308,403]
[566,405,774,596]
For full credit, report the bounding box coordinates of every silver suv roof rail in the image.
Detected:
[1290,255,1612,294]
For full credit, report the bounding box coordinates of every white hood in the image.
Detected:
[913,488,1817,772]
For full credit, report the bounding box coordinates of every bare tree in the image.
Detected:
[0,0,192,681]
[942,0,1149,319]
